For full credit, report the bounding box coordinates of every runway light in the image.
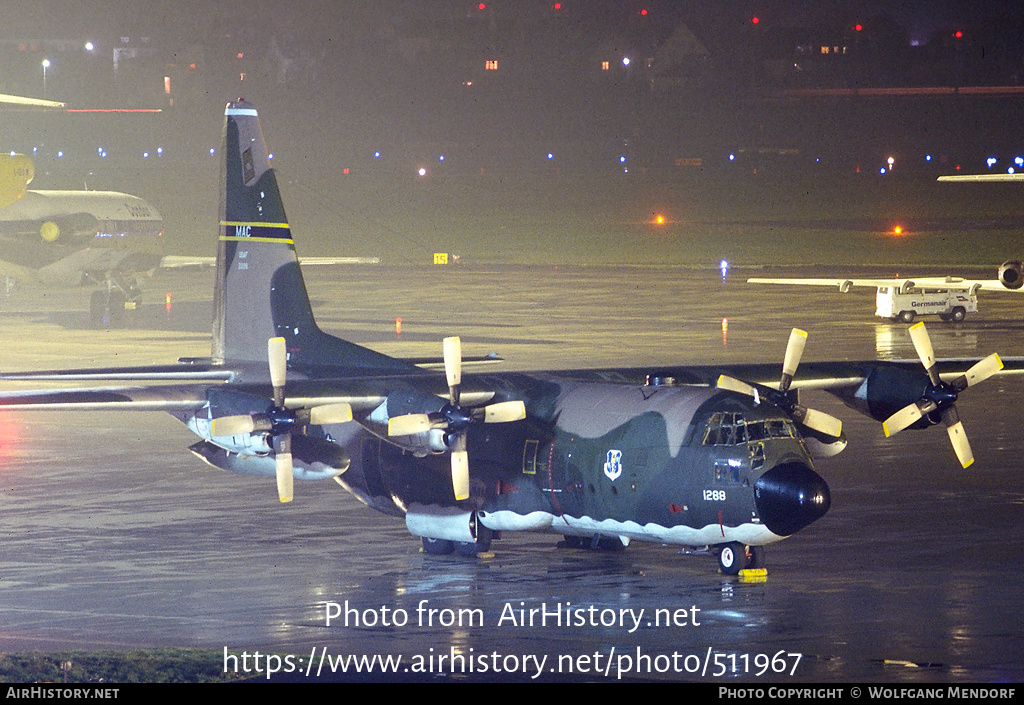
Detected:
[418,168,427,176]
[892,225,903,236]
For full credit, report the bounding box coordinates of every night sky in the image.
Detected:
[3,1,1022,264]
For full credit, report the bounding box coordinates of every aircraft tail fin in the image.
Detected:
[214,100,414,374]
[0,154,33,210]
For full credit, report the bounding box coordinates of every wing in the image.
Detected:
[747,276,992,292]
[0,384,211,411]
[748,277,899,292]
[937,173,1024,182]
[160,255,380,268]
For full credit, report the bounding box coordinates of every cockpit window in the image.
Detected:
[701,412,746,446]
[702,413,796,446]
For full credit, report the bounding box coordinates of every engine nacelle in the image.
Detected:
[393,427,449,456]
[364,394,450,456]
[998,260,1024,289]
[831,364,934,427]
[209,430,273,456]
[188,436,350,480]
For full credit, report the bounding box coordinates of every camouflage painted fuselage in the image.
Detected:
[332,374,830,549]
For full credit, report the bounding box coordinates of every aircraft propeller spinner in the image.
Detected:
[881,321,1002,468]
[387,336,526,501]
[210,337,353,502]
[717,328,844,438]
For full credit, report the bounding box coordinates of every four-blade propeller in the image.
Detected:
[387,336,526,501]
[881,321,1003,468]
[210,337,353,502]
[717,328,844,438]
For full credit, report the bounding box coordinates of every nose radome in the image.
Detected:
[754,461,831,536]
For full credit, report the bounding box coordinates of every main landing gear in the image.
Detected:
[420,524,494,557]
[89,280,142,328]
[421,534,492,557]
[716,542,764,575]
[558,534,628,552]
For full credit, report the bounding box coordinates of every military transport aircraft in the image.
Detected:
[0,153,165,326]
[0,101,1016,575]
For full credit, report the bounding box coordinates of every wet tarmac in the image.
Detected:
[0,264,1022,682]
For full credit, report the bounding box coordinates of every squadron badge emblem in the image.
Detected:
[604,449,623,481]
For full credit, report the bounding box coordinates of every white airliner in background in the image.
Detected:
[0,153,165,325]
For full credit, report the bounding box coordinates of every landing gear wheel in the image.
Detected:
[421,536,455,555]
[746,544,765,570]
[589,534,627,551]
[90,290,128,328]
[717,542,748,575]
[898,310,915,324]
[454,524,493,557]
[949,306,966,323]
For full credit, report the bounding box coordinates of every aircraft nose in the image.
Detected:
[754,461,831,536]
